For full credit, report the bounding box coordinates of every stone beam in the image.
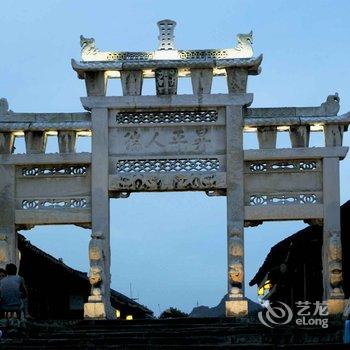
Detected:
[81,93,254,110]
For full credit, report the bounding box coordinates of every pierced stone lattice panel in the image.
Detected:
[247,160,319,173]
[21,165,87,177]
[21,197,89,210]
[110,172,226,192]
[116,158,220,173]
[115,110,218,124]
[249,193,319,206]
[106,52,154,61]
[179,50,229,59]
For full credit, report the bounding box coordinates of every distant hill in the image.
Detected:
[189,294,262,318]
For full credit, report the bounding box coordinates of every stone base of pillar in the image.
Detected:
[225,299,248,317]
[327,299,347,315]
[84,302,107,319]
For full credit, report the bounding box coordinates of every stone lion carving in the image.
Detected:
[228,261,244,285]
[89,266,102,286]
[329,260,344,298]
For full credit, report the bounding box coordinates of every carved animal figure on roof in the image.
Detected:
[227,31,254,58]
[0,98,13,115]
[321,93,340,115]
[80,35,99,61]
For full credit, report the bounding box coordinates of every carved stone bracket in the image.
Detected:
[244,220,263,228]
[257,126,277,149]
[0,132,14,154]
[84,71,107,96]
[120,70,143,96]
[24,131,47,154]
[226,67,248,93]
[155,69,178,95]
[289,125,310,148]
[58,130,77,153]
[324,124,345,147]
[190,68,213,95]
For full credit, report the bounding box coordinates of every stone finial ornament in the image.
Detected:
[157,19,177,51]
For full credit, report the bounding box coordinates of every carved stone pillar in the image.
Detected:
[120,70,143,96]
[289,125,310,148]
[225,105,248,317]
[86,234,107,316]
[322,157,346,314]
[84,71,107,97]
[58,131,77,153]
[190,68,213,95]
[257,126,277,149]
[84,107,113,319]
[226,68,248,93]
[155,69,178,95]
[0,165,17,269]
[324,124,345,147]
[0,132,14,154]
[24,131,47,154]
[0,98,15,154]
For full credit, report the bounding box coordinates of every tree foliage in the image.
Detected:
[159,307,188,319]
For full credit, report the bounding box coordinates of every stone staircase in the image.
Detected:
[0,317,347,349]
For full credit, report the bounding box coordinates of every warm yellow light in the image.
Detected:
[310,124,324,132]
[13,131,24,137]
[264,280,272,290]
[115,309,121,318]
[258,287,264,295]
[77,131,92,137]
[126,315,133,320]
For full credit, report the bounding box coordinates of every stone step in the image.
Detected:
[0,343,349,350]
[0,318,344,348]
